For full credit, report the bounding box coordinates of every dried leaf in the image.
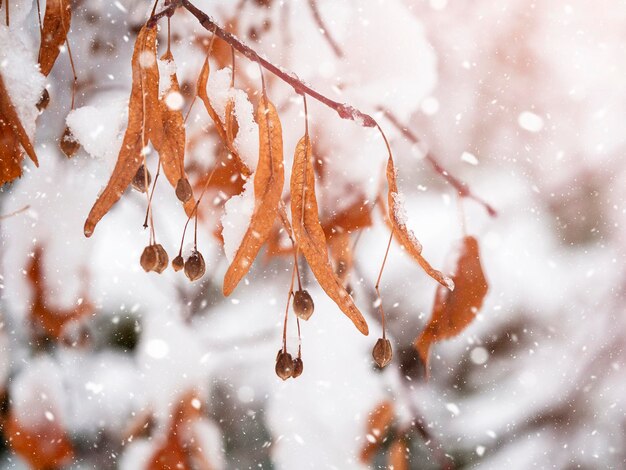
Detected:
[152,50,195,217]
[146,393,200,470]
[196,57,250,177]
[223,96,284,295]
[27,246,93,340]
[0,73,39,185]
[84,25,160,237]
[38,0,72,76]
[359,400,395,463]
[388,438,409,470]
[225,97,238,145]
[386,155,453,290]
[290,135,368,335]
[6,409,74,470]
[322,196,373,238]
[415,236,489,371]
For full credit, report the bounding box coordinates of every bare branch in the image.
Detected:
[307,0,344,58]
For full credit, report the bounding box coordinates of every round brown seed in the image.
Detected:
[37,88,50,111]
[372,338,393,368]
[172,255,184,272]
[131,165,151,193]
[293,289,314,321]
[184,250,206,281]
[153,244,169,274]
[140,245,159,272]
[60,126,80,158]
[292,357,304,378]
[175,178,193,202]
[275,350,294,380]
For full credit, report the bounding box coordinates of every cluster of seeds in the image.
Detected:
[275,349,304,380]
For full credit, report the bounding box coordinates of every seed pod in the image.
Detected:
[131,165,151,193]
[37,88,50,111]
[60,126,80,158]
[184,250,206,281]
[293,289,314,321]
[140,244,168,273]
[140,245,160,272]
[372,338,393,368]
[153,244,169,274]
[175,177,193,202]
[172,255,184,272]
[275,349,294,380]
[292,357,304,378]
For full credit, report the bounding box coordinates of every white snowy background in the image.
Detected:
[1,0,625,468]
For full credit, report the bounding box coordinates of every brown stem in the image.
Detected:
[170,0,377,127]
[379,107,497,217]
[307,0,343,58]
[375,232,393,339]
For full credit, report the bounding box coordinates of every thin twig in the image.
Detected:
[0,205,30,220]
[378,107,497,217]
[307,0,343,58]
[170,0,377,127]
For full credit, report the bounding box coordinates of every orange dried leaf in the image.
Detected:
[38,0,72,76]
[359,400,395,463]
[388,438,409,470]
[327,231,352,282]
[322,196,373,238]
[84,25,160,237]
[386,155,453,290]
[225,97,238,145]
[415,236,489,371]
[290,135,368,335]
[196,57,250,177]
[6,410,74,470]
[27,246,93,340]
[223,97,284,295]
[153,50,195,217]
[0,73,39,185]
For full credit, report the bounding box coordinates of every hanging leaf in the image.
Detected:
[225,97,239,145]
[84,24,160,237]
[0,74,39,185]
[196,56,250,178]
[38,0,72,76]
[223,96,284,295]
[415,236,489,372]
[322,195,373,238]
[359,400,395,463]
[386,155,453,290]
[388,438,409,470]
[27,246,93,340]
[5,408,74,470]
[290,134,368,335]
[152,50,196,217]
[147,392,213,470]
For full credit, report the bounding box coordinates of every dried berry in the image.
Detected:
[131,165,151,193]
[184,250,206,281]
[293,289,314,320]
[60,126,80,158]
[36,88,50,111]
[140,244,168,274]
[175,177,193,202]
[140,245,159,272]
[372,338,392,368]
[172,255,184,272]
[275,349,294,380]
[154,244,169,274]
[292,357,304,378]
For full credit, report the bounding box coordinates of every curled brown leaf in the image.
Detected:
[359,400,395,463]
[84,25,160,237]
[415,236,489,372]
[290,135,368,335]
[152,50,195,217]
[38,0,72,76]
[386,155,453,290]
[223,96,284,295]
[0,74,39,185]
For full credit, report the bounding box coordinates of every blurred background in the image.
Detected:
[1,0,625,468]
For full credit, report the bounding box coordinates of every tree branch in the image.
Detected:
[307,0,344,58]
[379,107,497,217]
[173,0,376,127]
